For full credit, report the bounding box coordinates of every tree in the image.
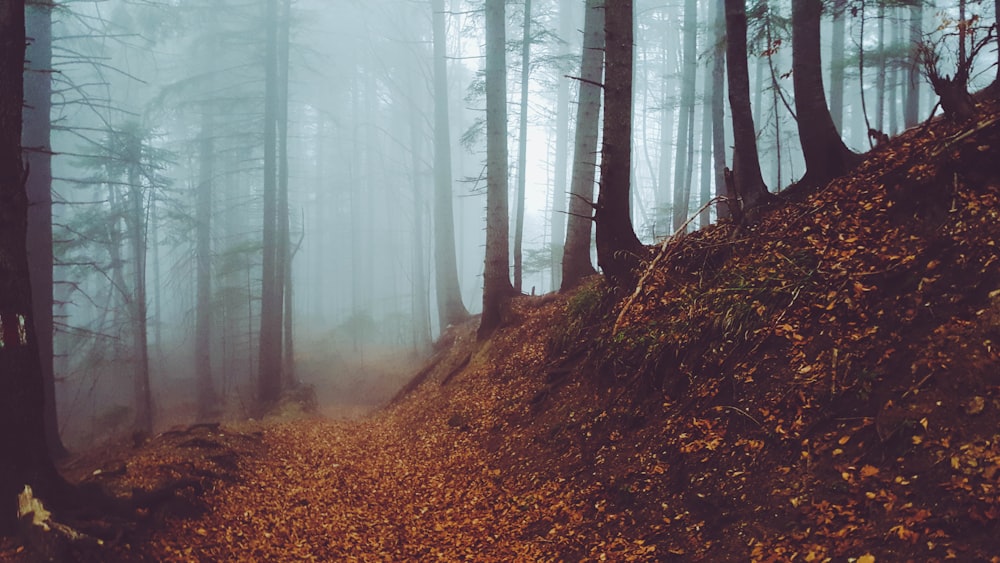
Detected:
[791,0,857,188]
[513,0,532,293]
[560,0,603,292]
[195,112,220,422]
[916,2,994,121]
[671,0,698,231]
[478,0,515,339]
[24,0,67,458]
[904,2,924,127]
[725,0,771,217]
[0,0,65,533]
[431,0,470,328]
[258,0,282,407]
[595,0,643,290]
[550,0,574,291]
[710,0,731,223]
[829,0,848,131]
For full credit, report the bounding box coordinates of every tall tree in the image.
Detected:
[550,0,573,291]
[595,0,643,289]
[560,0,603,292]
[904,2,923,127]
[710,0,730,222]
[791,0,856,188]
[725,0,770,216]
[431,0,470,327]
[830,0,848,131]
[24,0,66,458]
[258,0,282,406]
[513,0,532,293]
[671,0,698,231]
[195,112,219,422]
[124,128,153,435]
[478,0,515,338]
[0,0,65,532]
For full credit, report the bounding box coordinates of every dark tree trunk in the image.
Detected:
[595,0,643,290]
[513,0,532,293]
[24,0,66,459]
[478,0,515,339]
[560,0,603,292]
[258,0,282,407]
[431,0,469,327]
[0,0,65,534]
[791,0,856,189]
[725,0,770,215]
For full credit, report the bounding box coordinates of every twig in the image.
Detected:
[612,196,727,334]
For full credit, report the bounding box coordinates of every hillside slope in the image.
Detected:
[386,98,1000,560]
[5,98,998,563]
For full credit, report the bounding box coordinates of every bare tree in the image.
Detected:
[595,0,643,290]
[479,0,515,338]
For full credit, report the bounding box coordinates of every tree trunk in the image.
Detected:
[431,0,469,327]
[560,0,603,292]
[875,2,886,133]
[258,0,282,407]
[699,0,725,228]
[671,0,698,232]
[196,115,219,422]
[278,0,293,388]
[408,99,432,354]
[596,0,643,290]
[126,132,152,436]
[513,0,532,293]
[904,3,923,128]
[791,0,856,189]
[24,0,66,459]
[725,0,770,215]
[550,0,573,292]
[710,0,728,224]
[656,16,676,234]
[478,0,515,339]
[0,0,65,533]
[829,0,847,132]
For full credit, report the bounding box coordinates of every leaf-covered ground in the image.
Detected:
[4,95,1000,562]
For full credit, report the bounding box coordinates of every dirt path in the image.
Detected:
[143,416,546,561]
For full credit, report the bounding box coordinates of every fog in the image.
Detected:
[36,0,998,446]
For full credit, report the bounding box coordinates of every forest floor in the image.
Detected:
[5,95,1000,562]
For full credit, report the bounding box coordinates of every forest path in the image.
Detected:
[146,415,545,561]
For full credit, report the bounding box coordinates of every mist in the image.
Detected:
[34,0,999,446]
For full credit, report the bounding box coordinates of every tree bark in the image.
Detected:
[0,0,65,533]
[560,0,603,292]
[196,114,219,422]
[791,0,856,189]
[595,0,643,290]
[125,131,152,436]
[904,3,923,128]
[24,0,66,459]
[478,0,515,339]
[550,0,573,291]
[513,0,532,293]
[671,0,698,232]
[258,0,282,407]
[431,0,470,327]
[829,0,847,132]
[710,0,728,224]
[725,0,770,215]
